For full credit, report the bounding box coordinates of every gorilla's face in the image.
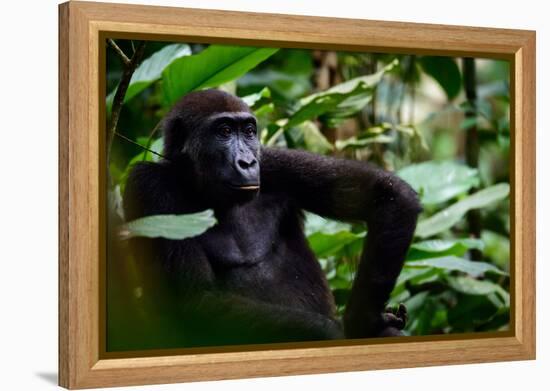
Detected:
[163,90,261,206]
[195,110,260,198]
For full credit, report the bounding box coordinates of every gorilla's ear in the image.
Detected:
[162,113,186,160]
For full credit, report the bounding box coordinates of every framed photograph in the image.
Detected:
[59,1,536,389]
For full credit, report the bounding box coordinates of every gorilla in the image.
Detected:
[123,89,421,347]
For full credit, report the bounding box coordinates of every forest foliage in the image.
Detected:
[107,40,511,345]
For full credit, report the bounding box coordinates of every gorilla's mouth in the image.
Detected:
[228,183,260,191]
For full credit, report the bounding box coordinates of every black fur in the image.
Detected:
[123,89,421,347]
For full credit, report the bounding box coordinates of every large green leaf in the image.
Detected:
[406,256,507,277]
[398,161,480,205]
[239,69,311,100]
[304,212,352,236]
[118,210,217,240]
[304,213,365,258]
[407,238,485,260]
[447,276,510,306]
[447,294,506,331]
[162,45,279,105]
[308,231,365,258]
[415,183,510,238]
[285,60,398,129]
[393,267,443,296]
[238,49,313,100]
[419,56,462,100]
[296,121,334,155]
[107,44,191,112]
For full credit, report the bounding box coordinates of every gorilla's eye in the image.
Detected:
[244,124,257,137]
[218,125,232,137]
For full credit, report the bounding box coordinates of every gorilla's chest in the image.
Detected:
[197,195,286,267]
[194,194,331,314]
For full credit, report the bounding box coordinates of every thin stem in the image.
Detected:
[114,131,168,161]
[106,40,146,168]
[107,39,131,66]
[141,118,164,161]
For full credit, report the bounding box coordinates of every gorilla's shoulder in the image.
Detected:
[123,161,187,221]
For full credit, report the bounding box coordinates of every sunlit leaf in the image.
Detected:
[407,238,485,260]
[304,212,352,236]
[335,134,394,150]
[299,121,334,155]
[285,60,398,128]
[398,160,480,205]
[447,276,510,305]
[304,213,365,258]
[118,210,217,240]
[241,87,271,107]
[406,256,507,277]
[415,183,510,238]
[308,231,365,258]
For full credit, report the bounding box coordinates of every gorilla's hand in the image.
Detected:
[375,303,408,337]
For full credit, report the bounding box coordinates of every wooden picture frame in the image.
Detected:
[59,1,536,389]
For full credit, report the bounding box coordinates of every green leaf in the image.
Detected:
[240,87,271,107]
[304,213,365,258]
[447,276,510,305]
[298,121,334,155]
[447,294,505,331]
[406,256,507,277]
[393,267,442,297]
[415,183,510,238]
[163,45,279,105]
[407,238,485,260]
[304,212,352,236]
[307,231,365,258]
[398,160,480,205]
[107,44,192,112]
[336,262,356,284]
[285,59,398,128]
[411,238,484,253]
[396,267,436,286]
[335,134,394,150]
[118,210,217,240]
[117,137,164,194]
[459,117,479,130]
[419,56,462,100]
[238,69,311,100]
[403,291,430,314]
[134,137,164,163]
[481,230,510,270]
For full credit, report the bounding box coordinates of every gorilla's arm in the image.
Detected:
[124,160,198,221]
[261,147,422,338]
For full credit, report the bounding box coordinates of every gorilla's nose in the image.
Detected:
[234,153,259,184]
[237,156,257,170]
